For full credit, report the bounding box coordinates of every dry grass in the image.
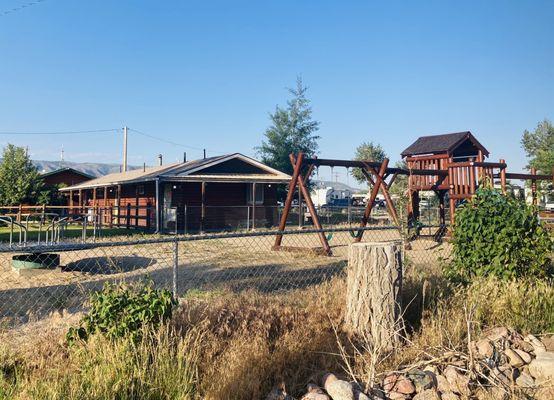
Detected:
[1,263,553,399]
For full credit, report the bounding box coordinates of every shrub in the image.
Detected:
[445,188,553,282]
[67,280,177,343]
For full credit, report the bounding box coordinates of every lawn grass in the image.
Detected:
[0,224,144,243]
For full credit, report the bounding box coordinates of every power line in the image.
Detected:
[0,128,120,135]
[127,128,224,155]
[0,0,48,17]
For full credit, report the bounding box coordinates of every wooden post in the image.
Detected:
[345,241,403,351]
[69,190,73,217]
[146,202,151,230]
[252,182,256,230]
[468,158,476,194]
[200,181,206,233]
[116,185,121,226]
[92,188,97,223]
[499,159,507,195]
[355,159,390,242]
[78,189,82,214]
[126,203,131,229]
[408,190,420,227]
[449,198,456,226]
[103,186,108,226]
[437,191,445,225]
[274,152,306,248]
[135,186,139,227]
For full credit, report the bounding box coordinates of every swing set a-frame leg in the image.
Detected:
[273,153,332,256]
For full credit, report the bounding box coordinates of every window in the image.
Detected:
[246,183,264,205]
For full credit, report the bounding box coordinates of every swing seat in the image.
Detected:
[349,229,363,239]
[326,232,334,241]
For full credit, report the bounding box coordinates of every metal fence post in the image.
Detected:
[172,237,178,296]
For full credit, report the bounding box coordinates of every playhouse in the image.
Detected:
[273,131,553,255]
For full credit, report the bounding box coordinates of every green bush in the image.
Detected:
[445,188,553,282]
[67,280,177,343]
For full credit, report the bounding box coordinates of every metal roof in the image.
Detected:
[60,153,291,191]
[401,131,489,157]
[40,167,95,180]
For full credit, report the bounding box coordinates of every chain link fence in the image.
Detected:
[0,225,451,328]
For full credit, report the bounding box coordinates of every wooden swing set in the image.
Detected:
[273,132,554,256]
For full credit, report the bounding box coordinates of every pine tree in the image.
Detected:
[257,77,320,193]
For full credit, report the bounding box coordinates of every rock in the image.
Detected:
[406,369,436,392]
[412,389,441,400]
[511,336,535,353]
[387,392,408,400]
[440,392,460,400]
[513,349,532,364]
[394,377,415,395]
[505,348,525,367]
[301,383,330,400]
[423,365,438,375]
[353,390,371,400]
[490,367,512,385]
[382,374,399,392]
[383,374,415,395]
[525,334,546,352]
[436,374,451,393]
[541,335,554,352]
[526,334,554,384]
[443,366,470,396]
[266,382,289,400]
[302,392,330,400]
[475,339,494,358]
[515,371,535,388]
[484,327,509,342]
[322,373,355,400]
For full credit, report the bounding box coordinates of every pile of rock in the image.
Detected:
[266,327,554,400]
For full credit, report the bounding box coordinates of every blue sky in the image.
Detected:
[0,0,552,184]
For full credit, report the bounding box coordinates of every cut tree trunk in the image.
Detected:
[345,241,404,352]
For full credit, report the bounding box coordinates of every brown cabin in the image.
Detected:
[401,131,493,226]
[59,153,290,233]
[41,167,94,187]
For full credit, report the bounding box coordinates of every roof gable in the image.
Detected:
[401,131,489,157]
[40,167,95,180]
[167,153,286,177]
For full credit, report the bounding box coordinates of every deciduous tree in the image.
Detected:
[0,144,43,205]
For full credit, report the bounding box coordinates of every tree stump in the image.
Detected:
[345,241,403,352]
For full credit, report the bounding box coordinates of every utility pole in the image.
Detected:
[122,126,128,172]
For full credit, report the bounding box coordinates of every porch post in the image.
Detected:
[116,185,121,226]
[69,189,74,216]
[155,178,161,233]
[252,182,256,230]
[201,181,206,233]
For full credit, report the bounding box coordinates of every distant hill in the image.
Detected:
[32,160,140,178]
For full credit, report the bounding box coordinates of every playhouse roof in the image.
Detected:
[401,131,489,157]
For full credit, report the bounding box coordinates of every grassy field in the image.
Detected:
[1,263,553,399]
